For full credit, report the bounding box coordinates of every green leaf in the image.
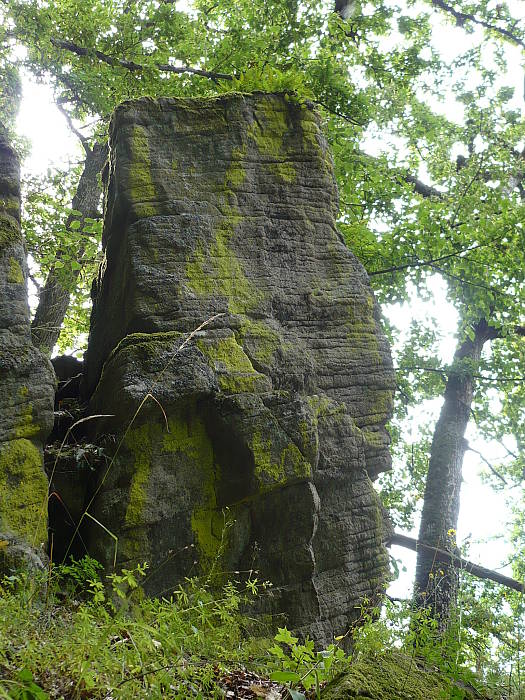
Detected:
[269,671,301,683]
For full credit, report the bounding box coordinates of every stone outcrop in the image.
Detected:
[0,128,55,573]
[81,93,395,645]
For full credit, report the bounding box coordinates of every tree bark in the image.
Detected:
[414,318,498,628]
[31,141,107,354]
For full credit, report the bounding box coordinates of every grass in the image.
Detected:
[0,559,278,699]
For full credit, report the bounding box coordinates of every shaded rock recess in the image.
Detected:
[0,127,55,574]
[80,93,395,646]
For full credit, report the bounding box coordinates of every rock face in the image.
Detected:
[82,93,395,645]
[0,128,55,573]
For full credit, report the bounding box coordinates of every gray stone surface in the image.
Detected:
[81,93,395,645]
[0,128,55,572]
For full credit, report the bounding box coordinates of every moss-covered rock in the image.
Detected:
[324,652,484,700]
[0,131,55,572]
[79,93,395,647]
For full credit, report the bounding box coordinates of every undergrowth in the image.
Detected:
[0,558,276,699]
[0,557,518,699]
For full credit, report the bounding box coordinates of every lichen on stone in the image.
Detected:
[249,431,311,488]
[185,198,263,315]
[323,651,477,700]
[248,98,297,183]
[196,335,265,394]
[7,257,23,284]
[0,439,47,545]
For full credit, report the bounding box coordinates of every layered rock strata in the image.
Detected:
[0,128,55,572]
[82,93,395,644]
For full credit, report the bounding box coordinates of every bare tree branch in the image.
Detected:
[429,0,525,50]
[403,172,443,199]
[56,99,90,153]
[49,37,233,82]
[389,532,525,593]
[466,443,508,485]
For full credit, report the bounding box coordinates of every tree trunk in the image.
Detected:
[31,141,107,354]
[414,318,498,628]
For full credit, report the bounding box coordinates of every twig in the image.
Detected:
[466,444,507,485]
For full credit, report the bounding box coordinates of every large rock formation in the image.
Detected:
[0,128,55,573]
[81,93,395,644]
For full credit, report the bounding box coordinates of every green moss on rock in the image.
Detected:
[124,424,153,530]
[236,319,281,365]
[323,652,477,700]
[225,146,247,189]
[248,99,296,183]
[128,124,157,218]
[249,431,311,487]
[14,405,41,440]
[185,201,263,314]
[0,213,20,249]
[197,335,264,393]
[7,256,23,284]
[0,439,47,545]
[123,405,222,566]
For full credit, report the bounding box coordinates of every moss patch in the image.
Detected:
[124,424,153,530]
[123,405,222,566]
[14,404,40,440]
[0,438,47,545]
[0,212,20,249]
[236,319,281,365]
[225,146,247,189]
[323,651,477,700]
[249,431,311,487]
[197,335,264,394]
[127,124,157,218]
[185,199,263,314]
[248,100,296,183]
[7,256,23,284]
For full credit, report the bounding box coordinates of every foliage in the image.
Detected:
[350,589,522,699]
[269,626,347,698]
[1,0,521,502]
[0,558,275,699]
[1,559,518,699]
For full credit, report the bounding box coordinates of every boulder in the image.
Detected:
[81,93,395,645]
[0,128,55,575]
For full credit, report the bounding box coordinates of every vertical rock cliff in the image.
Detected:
[81,93,395,644]
[0,128,55,572]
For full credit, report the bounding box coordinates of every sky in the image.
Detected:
[12,1,524,600]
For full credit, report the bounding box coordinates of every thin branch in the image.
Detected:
[429,262,511,296]
[49,37,233,82]
[430,0,525,50]
[388,532,525,593]
[156,62,232,81]
[56,100,91,153]
[315,99,366,126]
[466,444,508,485]
[368,241,486,277]
[395,365,525,383]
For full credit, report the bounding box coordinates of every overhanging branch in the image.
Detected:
[388,532,525,593]
[49,37,233,82]
[429,0,525,50]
